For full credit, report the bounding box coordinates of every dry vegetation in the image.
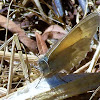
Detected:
[0,0,100,100]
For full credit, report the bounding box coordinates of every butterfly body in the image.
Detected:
[39,12,100,77]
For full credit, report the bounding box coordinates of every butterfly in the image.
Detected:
[39,12,100,77]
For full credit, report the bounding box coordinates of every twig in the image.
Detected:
[0,36,13,74]
[14,78,23,89]
[27,8,64,25]
[89,86,100,100]
[83,0,88,17]
[22,0,29,6]
[0,0,13,77]
[0,87,7,98]
[74,61,91,73]
[76,12,80,24]
[5,0,13,51]
[87,41,100,72]
[0,51,38,63]
[7,38,15,95]
[52,0,64,17]
[6,4,64,25]
[41,0,64,24]
[32,0,46,19]
[0,36,13,51]
[78,0,89,15]
[13,34,30,84]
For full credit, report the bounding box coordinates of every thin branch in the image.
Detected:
[7,39,15,95]
[87,41,100,72]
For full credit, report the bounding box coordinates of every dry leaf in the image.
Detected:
[35,32,48,54]
[42,25,67,41]
[0,14,37,53]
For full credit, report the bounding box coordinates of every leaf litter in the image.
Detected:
[0,0,100,100]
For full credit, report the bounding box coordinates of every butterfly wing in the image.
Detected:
[39,12,100,77]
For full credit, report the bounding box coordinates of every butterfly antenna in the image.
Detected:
[35,73,43,88]
[42,58,50,69]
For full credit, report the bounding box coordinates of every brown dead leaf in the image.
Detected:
[42,25,68,41]
[0,14,37,53]
[35,32,48,54]
[95,0,100,5]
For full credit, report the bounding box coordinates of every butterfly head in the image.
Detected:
[39,55,50,76]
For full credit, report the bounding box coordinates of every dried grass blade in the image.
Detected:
[87,41,100,72]
[74,61,91,73]
[0,51,38,63]
[0,36,13,51]
[7,39,15,95]
[13,34,30,84]
[32,0,46,19]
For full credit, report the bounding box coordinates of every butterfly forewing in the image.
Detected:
[39,12,100,77]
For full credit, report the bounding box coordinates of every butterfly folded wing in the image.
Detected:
[39,12,100,77]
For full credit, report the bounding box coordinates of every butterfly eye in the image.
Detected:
[39,59,47,71]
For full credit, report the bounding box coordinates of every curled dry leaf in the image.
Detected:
[95,0,100,5]
[0,14,37,53]
[35,32,48,54]
[42,25,68,41]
